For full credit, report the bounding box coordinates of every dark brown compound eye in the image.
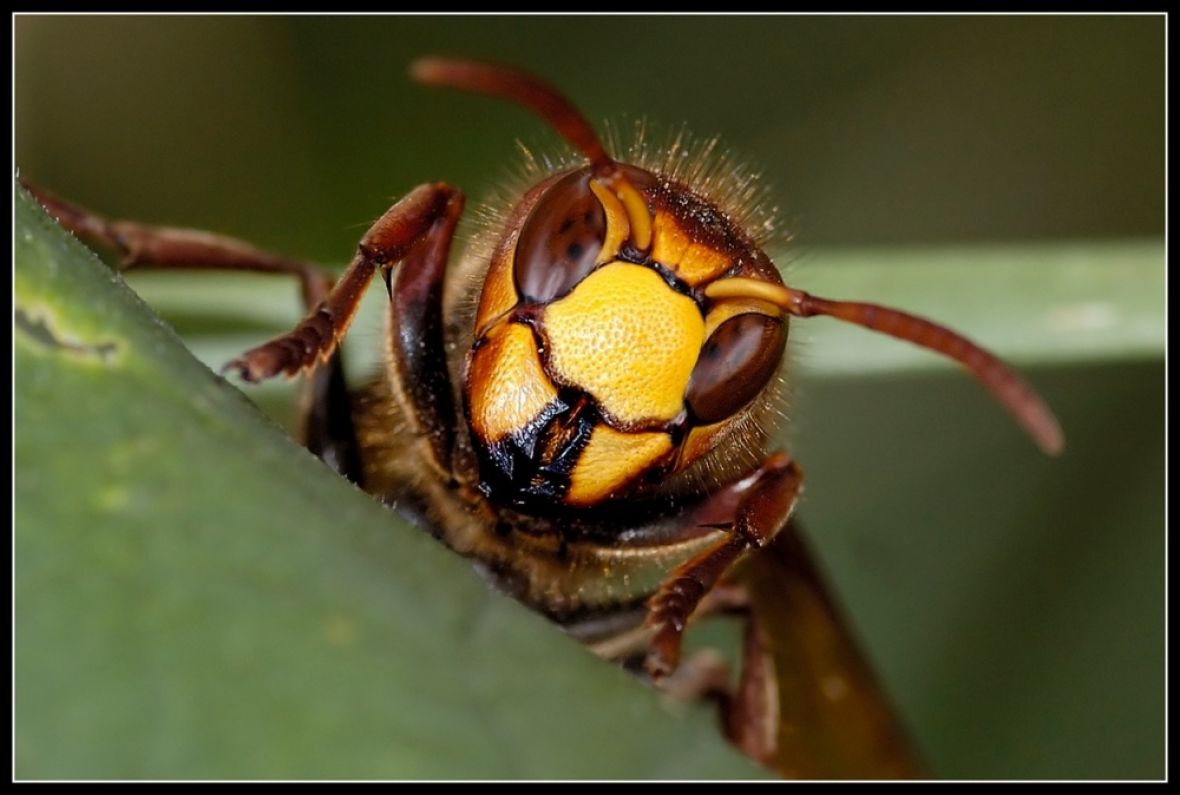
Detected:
[514,170,606,303]
[685,313,787,425]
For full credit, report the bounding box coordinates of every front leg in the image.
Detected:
[386,190,465,477]
[645,452,803,678]
[224,183,460,382]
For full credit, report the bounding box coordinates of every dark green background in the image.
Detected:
[15,15,1164,779]
[16,15,1163,252]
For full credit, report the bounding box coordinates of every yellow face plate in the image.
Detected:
[467,321,558,444]
[543,262,704,426]
[567,424,672,506]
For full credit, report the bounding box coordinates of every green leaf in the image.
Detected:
[14,183,761,780]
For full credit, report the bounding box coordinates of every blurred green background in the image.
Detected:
[15,14,1164,779]
[16,15,1164,251]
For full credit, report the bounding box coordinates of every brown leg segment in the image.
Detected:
[20,181,333,305]
[223,183,460,383]
[723,610,780,768]
[644,452,803,678]
[298,354,365,485]
[648,578,781,769]
[386,191,465,477]
[639,446,923,777]
[22,180,364,482]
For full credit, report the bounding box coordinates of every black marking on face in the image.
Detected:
[475,391,598,512]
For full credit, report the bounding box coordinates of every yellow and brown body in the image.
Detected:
[354,157,791,622]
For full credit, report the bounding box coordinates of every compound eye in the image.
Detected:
[514,170,606,303]
[685,313,786,424]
